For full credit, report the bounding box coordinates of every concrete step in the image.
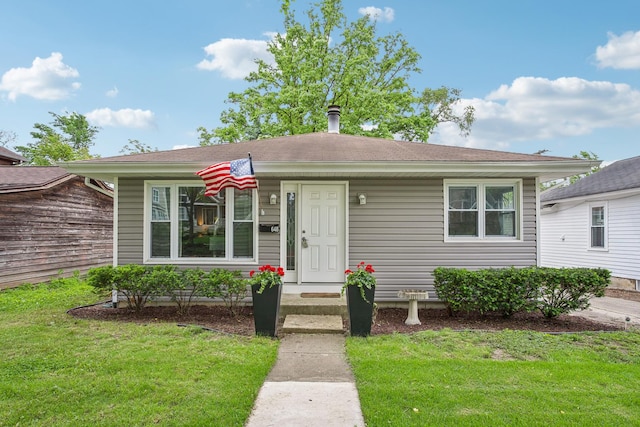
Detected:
[279,294,348,317]
[281,314,345,335]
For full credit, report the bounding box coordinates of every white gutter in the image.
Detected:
[62,159,597,182]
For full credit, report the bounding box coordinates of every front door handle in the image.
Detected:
[301,236,308,248]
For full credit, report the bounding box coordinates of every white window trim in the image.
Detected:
[143,181,259,264]
[444,179,523,242]
[588,202,608,251]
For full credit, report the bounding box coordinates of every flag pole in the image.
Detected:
[248,152,264,215]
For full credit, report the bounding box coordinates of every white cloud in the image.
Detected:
[106,86,119,98]
[595,30,640,69]
[0,52,80,101]
[172,144,196,150]
[197,36,274,79]
[358,6,394,22]
[430,76,640,151]
[86,108,155,129]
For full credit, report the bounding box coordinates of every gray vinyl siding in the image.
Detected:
[348,178,538,300]
[117,176,538,300]
[117,178,144,264]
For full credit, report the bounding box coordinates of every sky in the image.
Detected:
[1,0,639,163]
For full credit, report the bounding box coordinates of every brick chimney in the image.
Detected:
[327,105,340,134]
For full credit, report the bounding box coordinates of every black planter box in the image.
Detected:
[251,283,282,337]
[346,285,375,337]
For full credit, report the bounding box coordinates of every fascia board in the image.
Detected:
[61,159,596,181]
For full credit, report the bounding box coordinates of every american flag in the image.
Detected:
[195,157,258,197]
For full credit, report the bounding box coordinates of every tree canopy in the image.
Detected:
[15,112,99,165]
[199,0,474,145]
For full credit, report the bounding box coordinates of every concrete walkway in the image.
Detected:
[245,334,365,427]
[571,296,640,328]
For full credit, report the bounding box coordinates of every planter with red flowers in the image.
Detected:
[249,264,285,337]
[342,262,377,337]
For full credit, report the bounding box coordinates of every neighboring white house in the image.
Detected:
[540,155,640,298]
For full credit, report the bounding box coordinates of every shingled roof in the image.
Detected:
[63,132,597,182]
[541,155,640,203]
[77,133,571,163]
[0,166,73,193]
[0,147,26,165]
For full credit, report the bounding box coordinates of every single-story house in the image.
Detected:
[0,162,114,289]
[63,115,595,301]
[540,155,640,300]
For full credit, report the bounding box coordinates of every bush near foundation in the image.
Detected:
[537,267,610,318]
[87,265,249,314]
[200,268,247,316]
[433,266,609,318]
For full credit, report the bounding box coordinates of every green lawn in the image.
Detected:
[5,278,640,426]
[0,277,279,427]
[347,330,640,426]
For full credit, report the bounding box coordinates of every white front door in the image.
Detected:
[300,184,346,283]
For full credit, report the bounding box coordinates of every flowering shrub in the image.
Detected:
[249,264,285,294]
[342,262,376,302]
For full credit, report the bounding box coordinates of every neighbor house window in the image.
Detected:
[445,180,521,240]
[145,182,256,262]
[590,203,606,249]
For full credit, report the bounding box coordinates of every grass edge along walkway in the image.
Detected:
[0,278,279,427]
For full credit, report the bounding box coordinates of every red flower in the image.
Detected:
[358,261,365,266]
[345,269,353,275]
[249,270,255,277]
[277,267,285,276]
[365,264,375,273]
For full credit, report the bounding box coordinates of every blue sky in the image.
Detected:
[1,0,639,163]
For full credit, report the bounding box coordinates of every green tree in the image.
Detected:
[15,112,99,165]
[120,139,157,155]
[570,151,601,184]
[540,151,601,190]
[200,0,474,144]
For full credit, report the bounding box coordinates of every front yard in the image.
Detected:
[2,277,639,426]
[0,278,278,426]
[347,330,640,426]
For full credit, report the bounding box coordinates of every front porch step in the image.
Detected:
[281,314,345,334]
[279,293,348,317]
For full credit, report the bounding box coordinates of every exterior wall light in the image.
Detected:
[270,193,278,205]
[358,193,367,205]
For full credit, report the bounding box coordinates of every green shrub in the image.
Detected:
[87,264,160,311]
[114,264,157,312]
[433,267,539,317]
[201,268,248,316]
[87,265,116,292]
[537,267,610,318]
[144,265,183,311]
[433,266,609,318]
[172,268,207,316]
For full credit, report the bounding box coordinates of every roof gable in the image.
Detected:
[541,155,640,203]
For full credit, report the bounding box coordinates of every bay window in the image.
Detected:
[445,180,521,240]
[145,182,256,262]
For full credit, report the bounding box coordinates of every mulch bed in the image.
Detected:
[68,303,623,336]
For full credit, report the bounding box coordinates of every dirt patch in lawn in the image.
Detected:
[69,303,622,336]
